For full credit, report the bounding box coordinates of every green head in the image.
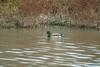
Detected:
[47,31,51,38]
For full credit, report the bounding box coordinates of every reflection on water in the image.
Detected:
[0,26,100,67]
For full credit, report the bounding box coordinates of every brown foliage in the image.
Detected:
[19,0,99,22]
[19,0,53,16]
[68,0,95,22]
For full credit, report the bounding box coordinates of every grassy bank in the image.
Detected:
[0,14,100,30]
[0,0,100,30]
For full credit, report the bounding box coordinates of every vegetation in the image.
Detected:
[0,0,100,29]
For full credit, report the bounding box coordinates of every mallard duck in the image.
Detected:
[47,31,63,38]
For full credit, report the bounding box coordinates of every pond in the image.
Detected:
[0,26,100,67]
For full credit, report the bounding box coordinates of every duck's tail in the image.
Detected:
[60,33,64,37]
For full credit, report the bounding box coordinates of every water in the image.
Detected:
[0,26,100,67]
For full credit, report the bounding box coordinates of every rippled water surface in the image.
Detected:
[0,26,100,67]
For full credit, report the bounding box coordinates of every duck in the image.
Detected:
[47,31,64,38]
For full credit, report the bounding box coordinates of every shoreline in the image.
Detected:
[0,22,99,31]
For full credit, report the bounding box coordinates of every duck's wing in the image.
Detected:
[52,33,63,36]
